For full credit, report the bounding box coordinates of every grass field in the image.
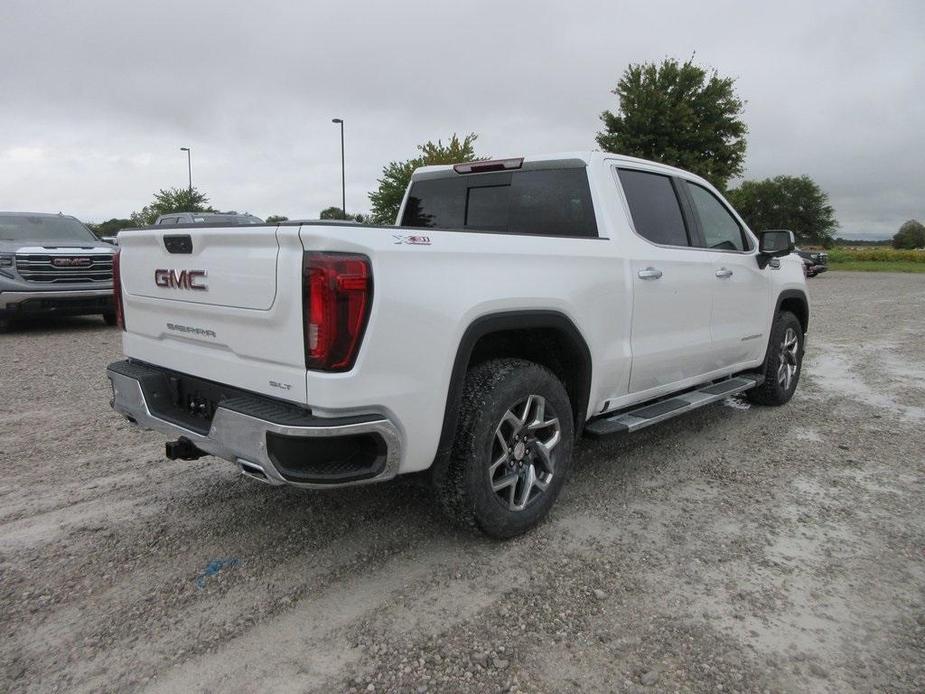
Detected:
[827,247,925,273]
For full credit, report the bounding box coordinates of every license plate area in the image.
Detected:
[139,370,248,435]
[169,377,220,426]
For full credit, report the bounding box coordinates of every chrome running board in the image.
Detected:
[585,375,759,437]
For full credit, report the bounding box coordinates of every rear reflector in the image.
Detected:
[112,248,125,330]
[303,252,372,371]
[453,157,524,174]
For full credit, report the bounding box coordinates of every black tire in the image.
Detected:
[435,358,575,539]
[102,312,117,326]
[747,311,804,406]
[0,317,10,332]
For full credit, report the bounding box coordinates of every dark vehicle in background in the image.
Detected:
[0,212,115,329]
[153,212,263,226]
[796,248,828,277]
[760,229,827,278]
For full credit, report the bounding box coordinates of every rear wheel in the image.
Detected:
[435,358,575,539]
[0,317,10,332]
[747,311,804,406]
[102,312,117,326]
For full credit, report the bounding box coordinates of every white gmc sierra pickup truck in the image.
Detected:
[107,152,808,538]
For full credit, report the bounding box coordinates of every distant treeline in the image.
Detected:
[832,238,891,246]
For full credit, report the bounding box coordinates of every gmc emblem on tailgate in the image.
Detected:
[154,268,207,290]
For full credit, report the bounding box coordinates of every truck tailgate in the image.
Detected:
[117,225,308,403]
[120,227,278,309]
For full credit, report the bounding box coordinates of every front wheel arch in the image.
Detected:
[777,289,809,334]
[748,310,805,406]
[759,290,808,376]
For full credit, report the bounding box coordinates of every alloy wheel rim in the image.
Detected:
[777,327,800,391]
[489,394,561,512]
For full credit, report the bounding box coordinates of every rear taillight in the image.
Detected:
[112,248,125,330]
[302,252,372,371]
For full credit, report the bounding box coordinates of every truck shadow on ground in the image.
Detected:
[147,397,740,554]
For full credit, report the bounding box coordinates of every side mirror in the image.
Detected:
[759,230,795,256]
[757,230,794,268]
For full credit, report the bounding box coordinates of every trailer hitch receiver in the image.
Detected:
[165,437,206,461]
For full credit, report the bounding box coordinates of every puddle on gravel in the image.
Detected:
[791,427,824,443]
[721,396,751,411]
[880,351,925,389]
[806,347,925,422]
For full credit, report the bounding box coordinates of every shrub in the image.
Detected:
[892,219,925,249]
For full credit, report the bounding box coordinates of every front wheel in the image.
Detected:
[747,311,804,406]
[435,358,575,539]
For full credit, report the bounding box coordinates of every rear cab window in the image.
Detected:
[401,166,598,238]
[616,169,691,247]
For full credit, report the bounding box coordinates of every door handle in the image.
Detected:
[638,267,663,280]
[715,268,734,279]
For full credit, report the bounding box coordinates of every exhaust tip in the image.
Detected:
[238,459,271,483]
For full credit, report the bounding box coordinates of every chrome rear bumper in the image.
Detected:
[107,362,402,489]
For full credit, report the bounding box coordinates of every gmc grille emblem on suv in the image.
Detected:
[154,268,207,290]
[52,257,92,267]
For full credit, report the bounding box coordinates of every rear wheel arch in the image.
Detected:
[433,311,592,468]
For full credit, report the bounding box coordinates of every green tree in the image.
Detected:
[320,206,347,220]
[320,207,366,222]
[597,58,747,189]
[87,218,133,237]
[892,219,925,249]
[130,187,213,226]
[726,175,838,246]
[368,133,485,224]
[265,215,289,224]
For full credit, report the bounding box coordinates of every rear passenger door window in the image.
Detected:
[685,182,748,251]
[617,169,690,247]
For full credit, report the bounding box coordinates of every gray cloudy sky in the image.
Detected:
[1,0,922,238]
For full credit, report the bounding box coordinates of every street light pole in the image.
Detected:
[331,119,345,218]
[180,147,192,193]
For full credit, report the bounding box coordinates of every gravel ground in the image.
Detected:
[1,272,924,693]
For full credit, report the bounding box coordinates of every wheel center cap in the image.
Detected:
[513,441,526,461]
